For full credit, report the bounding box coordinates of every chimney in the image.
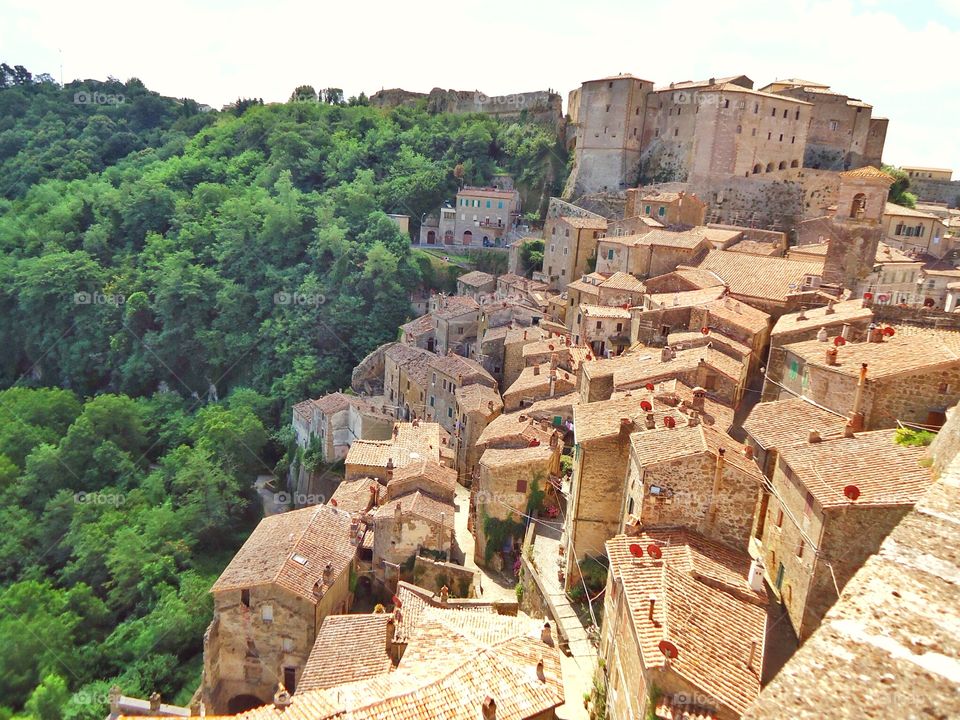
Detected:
[541,622,554,646]
[149,693,162,714]
[533,365,540,376]
[482,697,497,720]
[743,444,754,459]
[536,657,546,682]
[367,484,379,511]
[692,387,706,412]
[688,411,700,427]
[748,557,765,592]
[825,346,838,366]
[109,687,122,716]
[550,430,559,448]
[619,417,634,445]
[848,363,868,432]
[273,686,293,711]
[439,585,449,603]
[841,323,853,341]
[523,330,528,340]
[386,457,394,482]
[385,617,396,655]
[661,345,674,362]
[808,430,821,443]
[645,412,656,430]
[707,448,725,528]
[825,300,835,315]
[709,77,716,85]
[817,327,828,343]
[322,562,333,585]
[868,325,884,343]
[797,307,807,321]
[648,596,656,623]
[747,640,758,671]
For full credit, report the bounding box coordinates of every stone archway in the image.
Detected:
[228,695,267,714]
[426,230,436,245]
[463,230,473,245]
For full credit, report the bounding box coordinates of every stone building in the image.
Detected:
[344,421,448,482]
[594,228,712,278]
[542,215,609,290]
[452,186,521,247]
[477,324,548,388]
[502,360,577,411]
[455,270,497,300]
[474,442,560,568]
[291,393,394,462]
[624,188,707,226]
[756,429,931,641]
[742,398,847,477]
[202,505,358,712]
[770,326,960,430]
[563,394,687,581]
[622,423,766,550]
[602,531,767,720]
[430,295,481,357]
[881,202,950,258]
[565,271,646,309]
[572,304,632,357]
[760,80,887,170]
[453,383,503,485]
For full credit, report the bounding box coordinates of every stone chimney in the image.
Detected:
[747,640,758,672]
[541,622,554,646]
[648,596,656,623]
[743,444,754,459]
[367,484,379,511]
[385,457,394,482]
[808,430,821,443]
[847,363,868,432]
[797,307,807,321]
[707,448,725,528]
[619,417,634,445]
[841,323,853,340]
[817,327,828,342]
[536,657,546,682]
[322,562,333,585]
[825,300,835,315]
[661,345,674,362]
[645,412,656,430]
[439,585,449,603]
[868,325,885,343]
[482,697,497,720]
[692,387,706,413]
[385,617,396,655]
[273,685,293,711]
[825,346,838,366]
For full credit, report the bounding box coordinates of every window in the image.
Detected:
[724,98,729,108]
[751,128,757,136]
[776,508,784,527]
[595,321,602,330]
[284,667,297,694]
[563,246,568,256]
[655,128,660,137]
[458,327,464,335]
[795,109,800,120]
[736,124,742,134]
[551,226,556,236]
[565,228,570,237]
[447,407,453,418]
[674,128,679,137]
[498,201,503,209]
[829,120,839,131]
[791,136,796,144]
[606,104,610,112]
[262,604,273,622]
[616,322,623,332]
[516,479,528,493]
[486,200,491,208]
[608,81,613,88]
[767,132,772,140]
[241,589,250,607]
[771,107,776,116]
[550,244,555,252]
[783,109,788,118]
[803,491,814,518]
[282,637,294,652]
[753,102,759,114]
[429,396,435,407]
[796,540,805,558]
[607,249,614,260]
[658,206,665,217]
[432,372,436,384]
[644,205,652,215]
[779,134,783,141]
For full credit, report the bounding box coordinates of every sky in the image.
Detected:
[2,0,959,171]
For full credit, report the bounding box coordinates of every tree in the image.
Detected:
[322,88,344,105]
[290,85,317,104]
[883,165,917,208]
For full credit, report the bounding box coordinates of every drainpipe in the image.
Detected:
[848,363,868,433]
[707,448,725,529]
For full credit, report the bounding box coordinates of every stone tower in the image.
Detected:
[820,166,894,289]
[563,74,654,198]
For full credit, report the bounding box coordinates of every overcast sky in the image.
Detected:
[2,0,958,171]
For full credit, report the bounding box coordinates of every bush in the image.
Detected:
[894,427,935,447]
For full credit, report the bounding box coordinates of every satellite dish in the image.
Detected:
[645,383,655,391]
[833,336,846,347]
[700,327,710,335]
[647,544,662,559]
[883,326,895,337]
[664,416,676,428]
[844,485,861,501]
[658,640,678,659]
[640,400,653,412]
[330,498,338,507]
[629,544,643,558]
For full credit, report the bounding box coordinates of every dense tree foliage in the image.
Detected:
[0,66,568,718]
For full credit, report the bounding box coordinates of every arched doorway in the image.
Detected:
[444,230,453,245]
[790,159,799,168]
[463,230,473,245]
[228,695,266,714]
[426,230,436,245]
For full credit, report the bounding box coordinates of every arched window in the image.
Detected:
[850,193,867,220]
[778,161,787,170]
[426,230,436,245]
[462,230,473,245]
[790,159,799,168]
[753,164,762,174]
[765,163,774,173]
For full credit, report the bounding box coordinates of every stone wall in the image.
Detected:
[412,555,478,598]
[907,177,960,208]
[370,87,563,127]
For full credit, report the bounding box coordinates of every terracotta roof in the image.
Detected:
[299,614,395,691]
[695,251,824,302]
[384,343,434,386]
[771,299,873,336]
[598,232,650,247]
[883,202,942,220]
[432,295,480,320]
[387,459,458,501]
[574,393,685,444]
[502,363,576,399]
[641,228,712,250]
[743,399,847,451]
[655,696,718,720]
[431,352,495,385]
[701,296,771,335]
[600,272,646,293]
[400,313,435,337]
[459,186,518,199]
[783,332,960,379]
[647,286,728,308]
[701,227,743,246]
[630,422,763,480]
[580,303,632,319]
[727,239,781,257]
[293,399,316,421]
[838,166,895,184]
[666,331,752,360]
[393,581,499,643]
[559,215,608,230]
[330,478,381,513]
[778,430,931,508]
[454,383,503,415]
[375,490,455,526]
[345,422,443,469]
[606,531,766,716]
[566,277,603,295]
[210,505,356,604]
[593,345,746,390]
[475,411,557,448]
[479,443,556,469]
[457,270,496,287]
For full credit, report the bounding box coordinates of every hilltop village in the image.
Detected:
[111,73,960,720]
